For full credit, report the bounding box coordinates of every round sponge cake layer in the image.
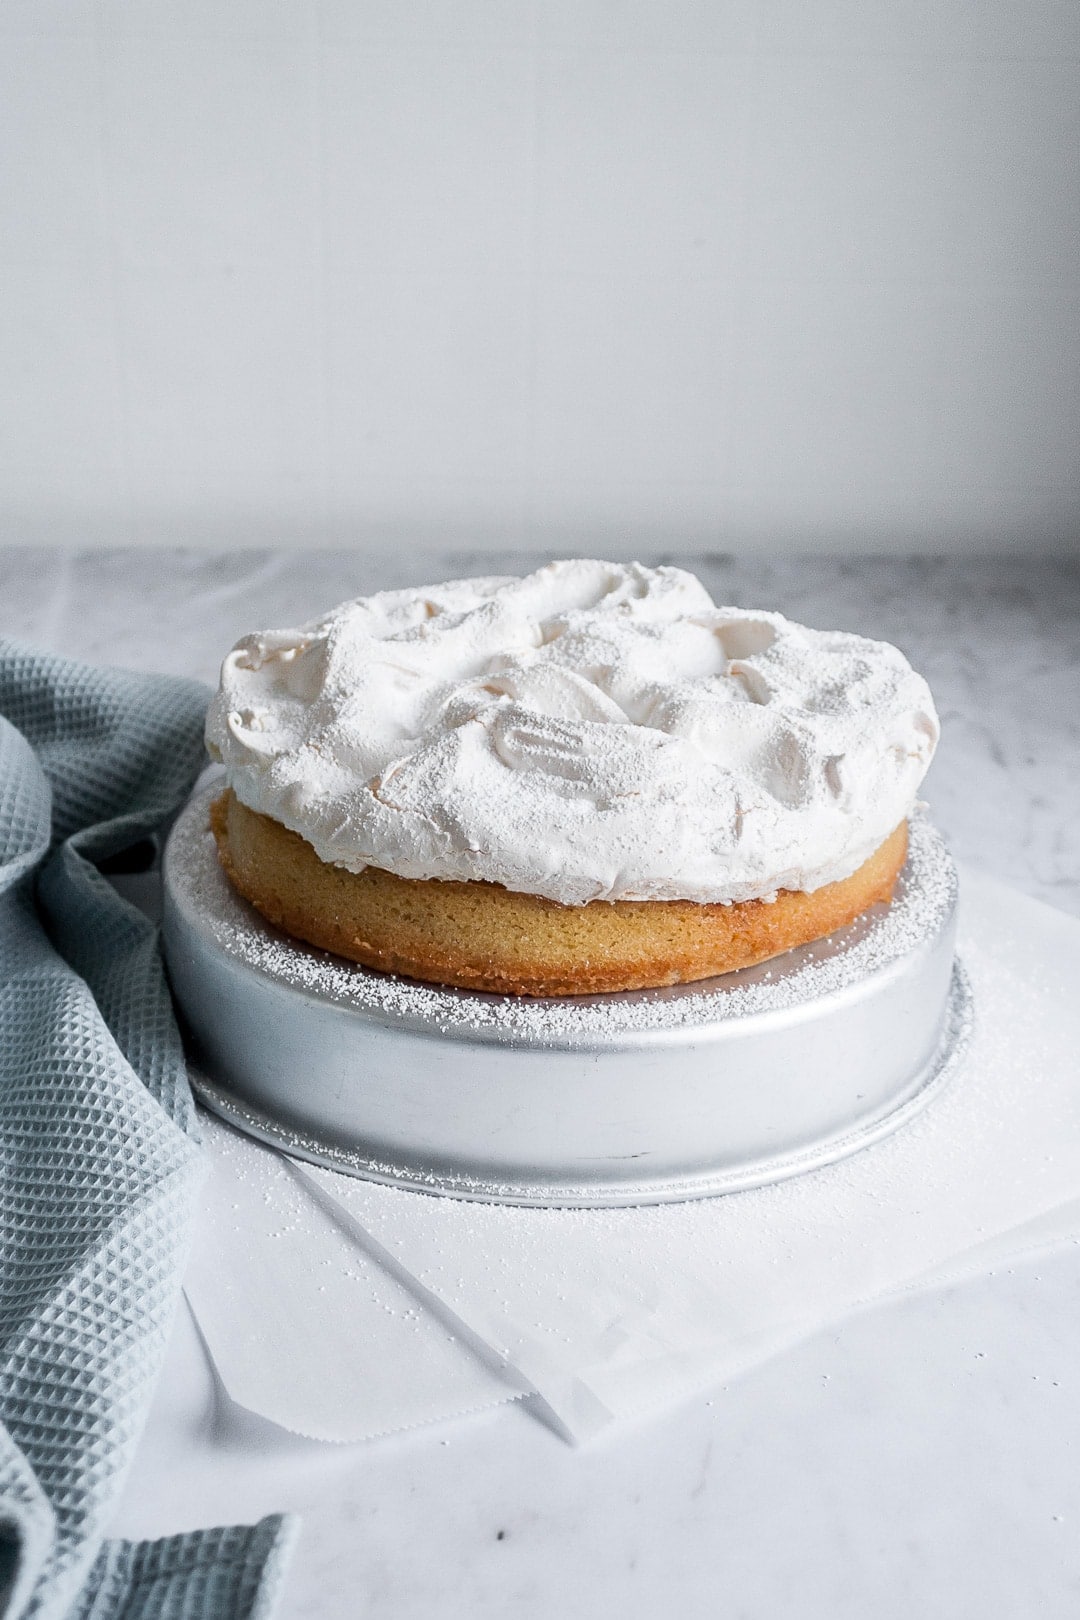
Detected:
[210,789,908,997]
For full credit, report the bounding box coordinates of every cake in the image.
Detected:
[204,560,939,996]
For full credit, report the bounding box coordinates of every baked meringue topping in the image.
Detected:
[205,560,939,905]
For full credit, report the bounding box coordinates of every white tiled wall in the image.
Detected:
[1,0,1078,552]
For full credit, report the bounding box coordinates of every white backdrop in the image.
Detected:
[2,1,1078,554]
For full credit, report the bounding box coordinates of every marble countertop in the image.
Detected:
[3,547,1079,1618]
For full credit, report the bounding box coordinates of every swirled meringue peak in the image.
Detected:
[205,560,939,905]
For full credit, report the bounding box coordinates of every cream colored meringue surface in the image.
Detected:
[205,559,939,905]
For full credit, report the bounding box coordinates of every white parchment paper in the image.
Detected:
[183,1117,527,1441]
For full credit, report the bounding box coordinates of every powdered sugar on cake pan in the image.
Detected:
[167,787,956,1048]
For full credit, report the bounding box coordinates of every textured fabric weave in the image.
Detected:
[0,642,294,1620]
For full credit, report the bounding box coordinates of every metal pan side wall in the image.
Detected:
[163,788,963,1204]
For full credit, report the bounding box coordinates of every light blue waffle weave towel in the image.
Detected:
[0,641,296,1620]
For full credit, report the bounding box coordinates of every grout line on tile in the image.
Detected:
[89,18,132,541]
[310,5,332,541]
[522,0,543,547]
[90,15,134,544]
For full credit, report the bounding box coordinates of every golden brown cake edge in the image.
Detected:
[209,788,908,997]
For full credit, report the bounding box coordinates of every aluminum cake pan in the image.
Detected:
[163,786,968,1207]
